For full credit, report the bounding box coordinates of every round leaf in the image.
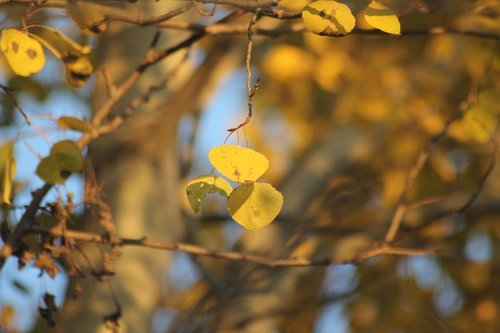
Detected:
[227,182,283,231]
[208,144,269,183]
[364,1,401,35]
[186,174,233,213]
[302,1,356,37]
[0,29,45,77]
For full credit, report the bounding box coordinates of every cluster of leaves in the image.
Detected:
[302,0,401,37]
[0,1,106,87]
[186,144,283,231]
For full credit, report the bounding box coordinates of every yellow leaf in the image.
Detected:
[57,116,92,132]
[208,144,269,183]
[0,141,16,206]
[227,182,283,231]
[462,105,498,144]
[364,1,401,35]
[0,29,45,77]
[302,1,356,37]
[186,174,233,213]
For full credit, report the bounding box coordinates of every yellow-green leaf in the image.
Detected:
[0,29,45,77]
[36,156,65,184]
[66,1,107,35]
[462,105,498,144]
[186,174,233,213]
[51,140,83,173]
[208,144,269,183]
[64,56,93,88]
[364,1,401,35]
[227,182,283,231]
[36,140,83,184]
[302,0,356,37]
[0,142,16,205]
[57,116,92,133]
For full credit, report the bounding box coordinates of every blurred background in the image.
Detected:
[0,0,499,332]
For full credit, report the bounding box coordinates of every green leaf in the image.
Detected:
[462,105,498,144]
[51,140,83,173]
[208,144,269,183]
[0,142,16,205]
[227,182,283,231]
[364,1,401,35]
[57,116,92,133]
[186,174,233,213]
[36,140,83,184]
[302,0,356,37]
[36,156,65,184]
[0,29,46,77]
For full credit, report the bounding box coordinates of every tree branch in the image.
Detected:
[42,227,435,268]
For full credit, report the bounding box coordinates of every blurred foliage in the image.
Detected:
[0,0,499,332]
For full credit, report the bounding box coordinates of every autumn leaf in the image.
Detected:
[302,0,356,37]
[0,29,45,77]
[0,141,16,205]
[227,182,283,231]
[364,1,401,35]
[186,174,233,213]
[57,116,92,133]
[36,140,83,184]
[462,105,497,144]
[208,144,269,183]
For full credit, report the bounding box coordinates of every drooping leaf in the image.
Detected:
[186,174,233,213]
[66,1,107,35]
[36,140,83,184]
[57,116,92,133]
[0,29,45,77]
[364,1,401,35]
[27,26,93,87]
[302,0,356,37]
[0,141,16,205]
[462,105,498,144]
[227,182,283,231]
[208,144,269,183]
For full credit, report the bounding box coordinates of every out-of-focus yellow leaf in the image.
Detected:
[462,105,498,143]
[0,141,16,205]
[0,29,45,77]
[208,144,269,183]
[66,1,107,35]
[57,116,92,132]
[227,182,283,231]
[364,1,401,35]
[280,0,311,11]
[186,174,232,213]
[302,0,356,36]
[262,45,313,82]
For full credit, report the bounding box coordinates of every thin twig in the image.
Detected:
[226,10,261,135]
